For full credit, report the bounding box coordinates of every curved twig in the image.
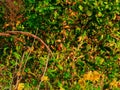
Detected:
[5,31,53,55]
[0,31,53,89]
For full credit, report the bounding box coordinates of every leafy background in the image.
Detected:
[0,0,120,90]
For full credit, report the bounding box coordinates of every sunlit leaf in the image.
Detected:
[79,5,83,11]
[18,83,24,90]
[86,10,92,16]
[41,76,49,82]
[13,52,21,60]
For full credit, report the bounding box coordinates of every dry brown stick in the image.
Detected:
[6,31,52,55]
[0,33,10,37]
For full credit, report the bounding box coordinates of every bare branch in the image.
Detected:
[6,31,53,55]
[0,33,10,37]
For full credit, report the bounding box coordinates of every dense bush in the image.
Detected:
[0,0,120,89]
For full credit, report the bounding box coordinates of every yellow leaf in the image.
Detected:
[86,10,92,16]
[27,46,34,52]
[16,71,21,77]
[78,78,86,86]
[41,76,49,82]
[63,25,70,29]
[60,87,65,90]
[78,36,82,42]
[18,83,24,90]
[12,26,16,30]
[100,58,104,64]
[16,20,21,26]
[56,39,61,43]
[3,23,10,28]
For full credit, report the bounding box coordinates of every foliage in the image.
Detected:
[0,0,120,90]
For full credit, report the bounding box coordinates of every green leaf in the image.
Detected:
[95,56,104,65]
[13,52,21,60]
[63,72,71,79]
[79,5,83,11]
[29,0,35,3]
[3,47,9,54]
[54,11,59,19]
[57,64,63,70]
[97,12,102,17]
[10,60,17,66]
[86,10,92,16]
[24,68,30,73]
[31,79,38,86]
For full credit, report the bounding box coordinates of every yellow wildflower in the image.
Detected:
[110,79,118,88]
[92,71,101,81]
[83,71,101,82]
[83,71,93,81]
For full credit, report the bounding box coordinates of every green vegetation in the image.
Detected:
[0,0,120,90]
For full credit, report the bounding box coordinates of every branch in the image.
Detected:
[0,33,10,37]
[0,31,53,89]
[6,31,52,55]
